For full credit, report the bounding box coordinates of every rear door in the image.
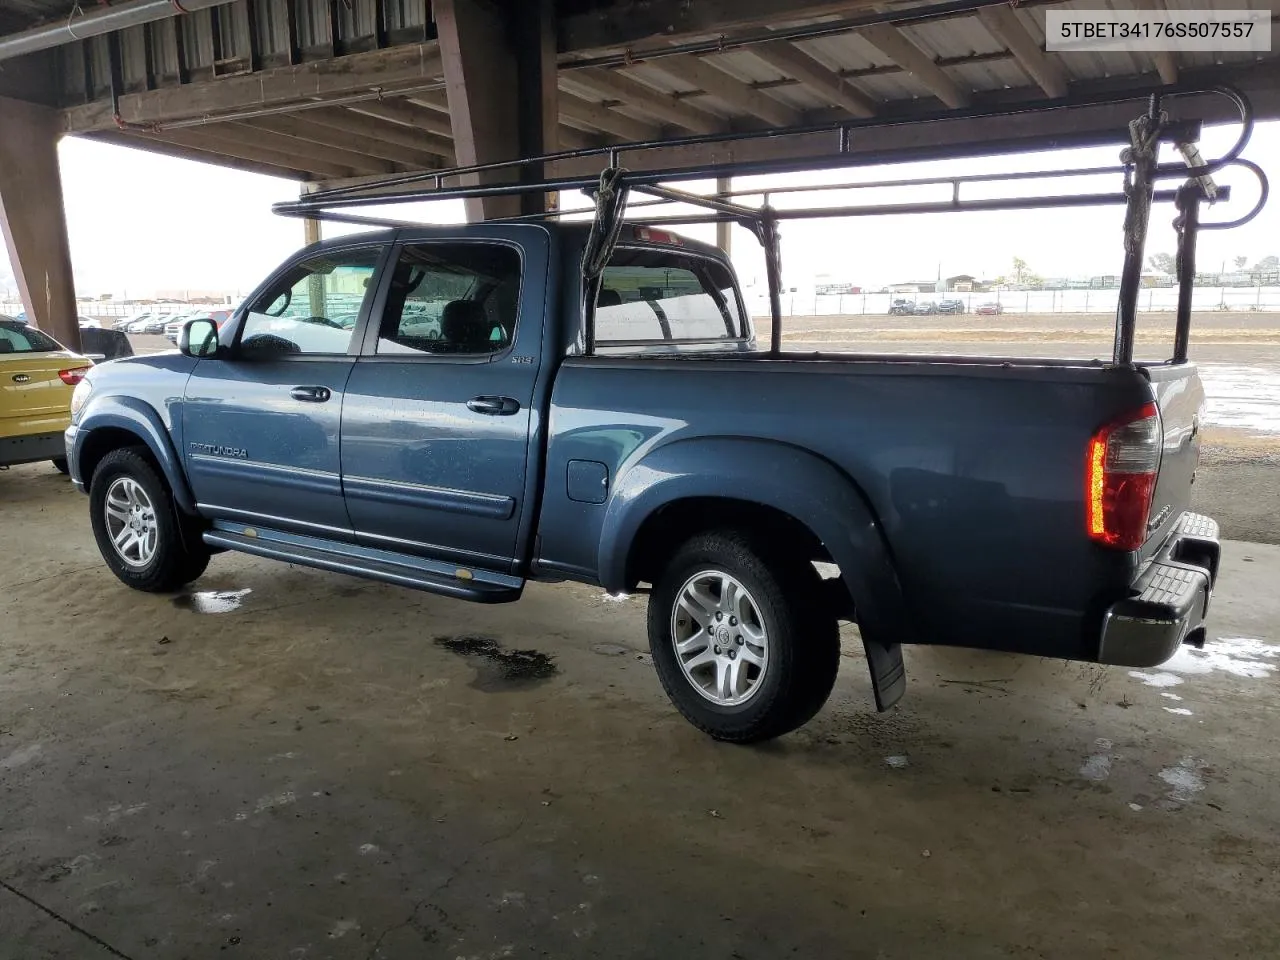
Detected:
[340,235,542,571]
[182,243,386,535]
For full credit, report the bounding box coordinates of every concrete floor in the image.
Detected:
[3,463,1280,959]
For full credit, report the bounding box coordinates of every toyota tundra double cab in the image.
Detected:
[64,223,1220,742]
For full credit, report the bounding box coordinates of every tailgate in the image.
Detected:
[1141,362,1205,559]
[0,353,78,434]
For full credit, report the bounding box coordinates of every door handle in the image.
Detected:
[290,385,332,403]
[467,396,520,416]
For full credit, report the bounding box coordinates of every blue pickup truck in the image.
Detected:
[64,223,1220,741]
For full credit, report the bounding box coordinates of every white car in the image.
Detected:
[164,314,194,342]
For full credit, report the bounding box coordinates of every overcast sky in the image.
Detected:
[1,119,1275,301]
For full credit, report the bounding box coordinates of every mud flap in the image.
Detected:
[863,638,905,711]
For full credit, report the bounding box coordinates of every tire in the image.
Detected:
[89,447,211,592]
[51,457,69,475]
[647,530,840,743]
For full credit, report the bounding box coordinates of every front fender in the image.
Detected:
[71,395,196,514]
[598,437,917,646]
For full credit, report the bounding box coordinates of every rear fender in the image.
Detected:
[72,395,196,514]
[598,437,917,649]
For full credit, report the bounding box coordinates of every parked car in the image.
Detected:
[888,298,915,315]
[66,224,1219,743]
[1,317,92,473]
[140,316,171,335]
[164,314,196,342]
[115,313,151,332]
[78,316,101,329]
[935,299,966,314]
[911,301,937,315]
[976,301,1004,315]
[166,311,233,343]
[79,326,134,361]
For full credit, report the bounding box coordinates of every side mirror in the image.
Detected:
[179,318,220,358]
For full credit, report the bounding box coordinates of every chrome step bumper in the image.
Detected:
[1097,512,1220,668]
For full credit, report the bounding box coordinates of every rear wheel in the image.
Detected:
[647,530,840,743]
[89,447,210,592]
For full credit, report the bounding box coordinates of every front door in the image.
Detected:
[182,243,384,536]
[340,238,540,571]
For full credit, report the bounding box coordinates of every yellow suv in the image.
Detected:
[0,318,93,473]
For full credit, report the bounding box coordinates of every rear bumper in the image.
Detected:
[1097,511,1220,668]
[0,431,66,467]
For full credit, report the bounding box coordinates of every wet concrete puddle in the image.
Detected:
[171,588,252,614]
[434,635,558,691]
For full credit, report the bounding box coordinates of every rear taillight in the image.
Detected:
[58,366,92,386]
[1086,402,1162,551]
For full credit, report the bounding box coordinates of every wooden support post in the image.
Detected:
[435,0,555,220]
[0,97,79,350]
[716,176,732,256]
[302,184,322,247]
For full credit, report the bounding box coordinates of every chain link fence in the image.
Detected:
[745,286,1280,318]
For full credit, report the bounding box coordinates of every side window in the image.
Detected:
[239,247,382,357]
[375,243,521,356]
[595,249,744,343]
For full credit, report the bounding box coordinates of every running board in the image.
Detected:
[203,524,523,603]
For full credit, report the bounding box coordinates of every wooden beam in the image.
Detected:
[564,67,725,134]
[647,55,800,127]
[436,0,526,219]
[559,91,662,142]
[1133,0,1178,85]
[348,98,453,139]
[64,41,445,134]
[855,25,970,108]
[244,113,445,169]
[556,124,597,151]
[406,89,450,112]
[88,130,309,180]
[154,128,356,179]
[561,0,882,53]
[0,97,79,349]
[978,6,1068,99]
[302,107,455,163]
[229,119,398,175]
[209,120,391,176]
[747,42,876,118]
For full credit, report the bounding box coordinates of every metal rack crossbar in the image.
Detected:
[274,86,1268,366]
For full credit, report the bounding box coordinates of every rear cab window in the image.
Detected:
[593,245,748,350]
[0,321,61,354]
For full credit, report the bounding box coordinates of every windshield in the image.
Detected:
[0,320,62,354]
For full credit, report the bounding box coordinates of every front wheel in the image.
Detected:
[647,530,840,743]
[51,457,69,475]
[89,447,211,592]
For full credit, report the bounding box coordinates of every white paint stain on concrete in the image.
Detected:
[1128,803,1144,812]
[1079,738,1113,782]
[1128,671,1184,688]
[1159,757,1207,801]
[358,843,379,855]
[885,755,910,769]
[1160,692,1184,701]
[0,743,43,770]
[1162,637,1279,680]
[1163,707,1194,716]
[253,791,297,814]
[327,919,359,939]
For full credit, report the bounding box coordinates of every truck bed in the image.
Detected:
[538,352,1203,662]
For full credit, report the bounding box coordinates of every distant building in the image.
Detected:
[888,281,938,293]
[815,282,861,295]
[945,274,979,292]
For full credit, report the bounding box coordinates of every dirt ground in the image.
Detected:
[3,464,1280,959]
